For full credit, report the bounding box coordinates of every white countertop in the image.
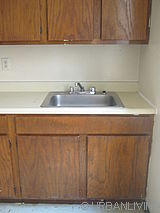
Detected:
[0,92,155,115]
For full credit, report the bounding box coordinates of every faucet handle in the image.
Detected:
[69,86,74,94]
[89,87,96,95]
[75,82,78,87]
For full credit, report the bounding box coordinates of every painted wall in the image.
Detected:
[0,45,140,82]
[139,0,160,212]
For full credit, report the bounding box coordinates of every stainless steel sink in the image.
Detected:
[41,92,124,108]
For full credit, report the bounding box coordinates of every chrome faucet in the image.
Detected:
[75,82,85,92]
[69,82,96,95]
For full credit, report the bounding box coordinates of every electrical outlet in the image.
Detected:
[1,58,10,71]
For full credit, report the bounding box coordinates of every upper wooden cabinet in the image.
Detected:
[102,0,150,42]
[47,0,94,41]
[0,0,41,42]
[0,0,151,44]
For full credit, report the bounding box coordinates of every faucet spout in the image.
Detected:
[75,82,85,92]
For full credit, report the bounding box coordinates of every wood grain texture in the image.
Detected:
[0,116,8,134]
[0,0,151,44]
[0,0,41,41]
[93,0,101,39]
[87,136,150,199]
[0,136,14,199]
[16,115,154,135]
[79,135,87,198]
[47,0,94,41]
[102,0,149,41]
[17,136,86,200]
[7,115,21,198]
[40,0,48,43]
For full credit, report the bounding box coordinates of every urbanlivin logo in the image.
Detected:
[81,201,148,211]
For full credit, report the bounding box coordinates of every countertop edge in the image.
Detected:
[0,108,155,115]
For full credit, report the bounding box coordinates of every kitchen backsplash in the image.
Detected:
[0,45,140,82]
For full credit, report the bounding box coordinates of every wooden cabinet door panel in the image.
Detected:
[88,136,150,199]
[0,136,14,198]
[16,116,154,135]
[0,0,41,42]
[102,0,149,41]
[47,0,94,41]
[17,136,86,200]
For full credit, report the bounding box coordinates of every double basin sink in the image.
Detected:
[41,92,124,108]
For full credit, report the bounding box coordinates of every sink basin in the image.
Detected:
[41,92,124,108]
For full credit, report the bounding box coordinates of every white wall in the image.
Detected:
[139,0,160,212]
[0,45,140,82]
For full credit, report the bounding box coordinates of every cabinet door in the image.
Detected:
[102,0,150,41]
[88,136,150,199]
[17,136,86,199]
[0,0,41,42]
[0,136,14,199]
[47,0,94,41]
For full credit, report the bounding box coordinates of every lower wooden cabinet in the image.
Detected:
[17,134,151,201]
[0,136,15,199]
[17,136,86,200]
[87,136,150,199]
[0,115,154,202]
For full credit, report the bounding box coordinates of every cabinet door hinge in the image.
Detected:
[9,140,12,149]
[46,28,48,38]
[14,186,16,194]
[16,140,18,149]
[40,26,42,34]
